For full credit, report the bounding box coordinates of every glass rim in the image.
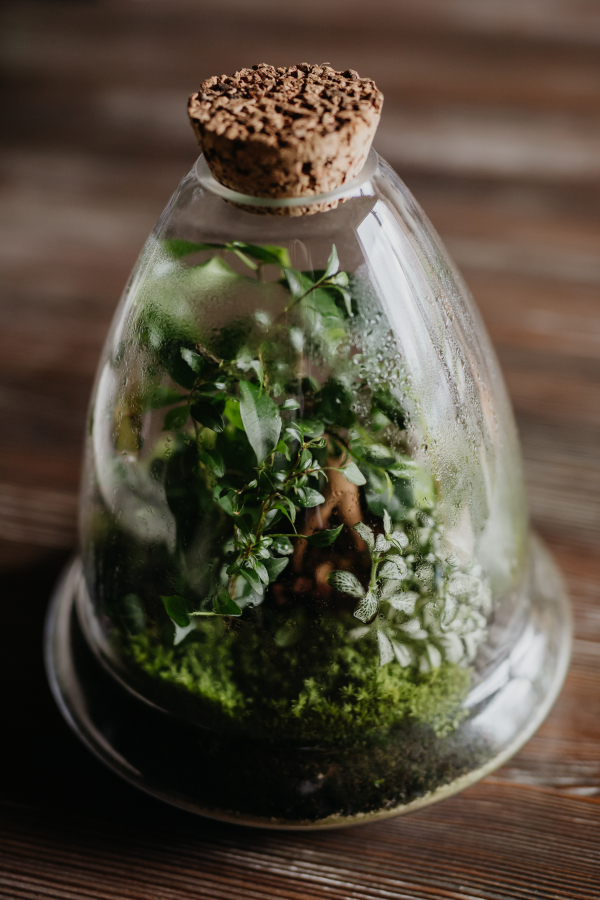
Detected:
[194,148,379,208]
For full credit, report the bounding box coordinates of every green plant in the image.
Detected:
[88,236,491,742]
[328,513,490,672]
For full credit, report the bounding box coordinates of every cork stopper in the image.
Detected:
[188,63,383,215]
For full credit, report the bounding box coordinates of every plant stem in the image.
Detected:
[284,274,336,313]
[369,556,379,591]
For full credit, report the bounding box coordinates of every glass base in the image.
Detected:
[45,535,571,830]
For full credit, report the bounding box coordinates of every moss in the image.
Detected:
[125,612,471,744]
[128,627,246,719]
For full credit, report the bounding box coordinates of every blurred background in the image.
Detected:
[1,0,599,575]
[2,0,600,580]
[1,2,600,894]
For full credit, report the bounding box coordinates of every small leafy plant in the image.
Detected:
[86,235,491,745]
[328,512,490,672]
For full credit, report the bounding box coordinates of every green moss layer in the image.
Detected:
[125,613,471,744]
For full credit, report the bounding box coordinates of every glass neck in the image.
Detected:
[194,149,379,210]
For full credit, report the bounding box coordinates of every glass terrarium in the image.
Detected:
[46,65,570,829]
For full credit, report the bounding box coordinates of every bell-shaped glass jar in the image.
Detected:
[47,150,570,828]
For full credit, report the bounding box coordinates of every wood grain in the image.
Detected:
[0,1,599,897]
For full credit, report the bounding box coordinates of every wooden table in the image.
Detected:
[1,2,600,897]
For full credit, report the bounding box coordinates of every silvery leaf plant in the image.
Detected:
[328,510,490,671]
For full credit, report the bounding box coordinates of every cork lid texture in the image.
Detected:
[188,64,383,214]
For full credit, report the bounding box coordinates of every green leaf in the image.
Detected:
[230,247,259,271]
[239,381,282,464]
[300,448,312,468]
[230,242,291,267]
[366,443,396,465]
[248,557,270,584]
[239,565,263,590]
[273,499,296,524]
[388,592,418,614]
[354,590,378,624]
[240,556,269,590]
[371,409,389,433]
[224,398,244,430]
[212,389,228,408]
[379,558,408,579]
[377,631,394,665]
[250,359,264,385]
[379,578,403,600]
[195,384,226,401]
[235,346,253,370]
[354,522,374,551]
[285,422,303,444]
[392,641,414,667]
[314,379,355,428]
[327,270,348,287]
[162,405,189,432]
[336,287,353,317]
[327,570,365,599]
[324,327,346,345]
[324,245,339,279]
[261,244,292,267]
[281,398,300,410]
[296,487,325,508]
[215,488,235,516]
[341,462,366,486]
[198,448,224,478]
[190,401,225,433]
[180,347,205,375]
[283,268,305,299]
[235,514,253,536]
[264,556,289,582]
[305,524,343,547]
[161,594,190,627]
[299,419,325,437]
[163,343,201,390]
[271,534,294,555]
[145,386,186,411]
[389,530,409,550]
[372,387,407,430]
[276,438,292,461]
[305,288,344,322]
[387,462,417,478]
[163,239,225,258]
[375,534,392,552]
[213,587,242,616]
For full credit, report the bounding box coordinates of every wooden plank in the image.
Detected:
[1,0,599,897]
[1,780,600,900]
[0,484,76,548]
